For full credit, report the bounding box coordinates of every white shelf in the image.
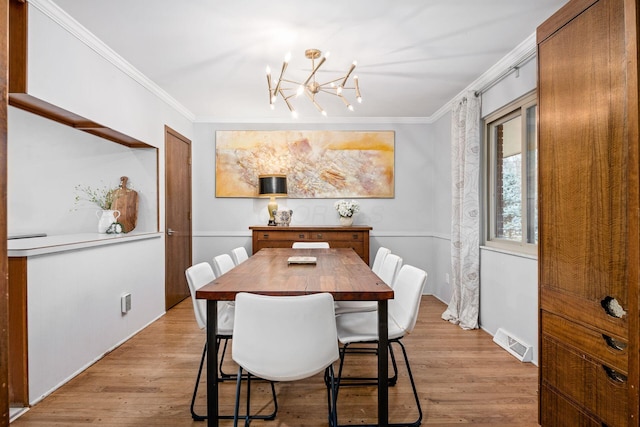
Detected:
[8,232,162,257]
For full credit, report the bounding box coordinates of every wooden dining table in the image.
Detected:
[196,247,395,426]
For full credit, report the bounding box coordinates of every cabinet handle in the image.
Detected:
[263,233,269,239]
[602,365,627,383]
[316,233,323,238]
[352,234,358,240]
[167,228,174,236]
[299,234,305,239]
[602,334,627,351]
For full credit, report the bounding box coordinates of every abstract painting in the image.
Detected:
[215,130,394,198]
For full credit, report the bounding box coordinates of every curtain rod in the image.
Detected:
[474,46,537,97]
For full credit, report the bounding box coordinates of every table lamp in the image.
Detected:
[258,174,288,226]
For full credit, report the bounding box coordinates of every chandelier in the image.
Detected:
[266,49,362,118]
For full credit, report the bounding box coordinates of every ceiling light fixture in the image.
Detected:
[266,48,362,118]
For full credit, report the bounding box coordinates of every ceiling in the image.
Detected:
[51,0,568,121]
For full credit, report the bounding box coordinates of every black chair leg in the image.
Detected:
[335,339,423,427]
[190,340,278,422]
[335,342,398,387]
[233,368,279,426]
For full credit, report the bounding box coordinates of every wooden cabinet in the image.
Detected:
[250,226,372,265]
[537,0,639,425]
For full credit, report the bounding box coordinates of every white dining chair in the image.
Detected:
[184,262,234,421]
[185,263,276,422]
[232,292,340,427]
[335,264,427,427]
[292,241,330,249]
[231,247,249,265]
[371,246,391,275]
[334,253,403,315]
[212,253,235,277]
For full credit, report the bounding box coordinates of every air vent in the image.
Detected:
[493,328,533,362]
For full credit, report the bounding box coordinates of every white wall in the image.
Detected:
[7,3,194,402]
[190,121,445,292]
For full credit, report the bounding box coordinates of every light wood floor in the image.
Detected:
[11,296,539,426]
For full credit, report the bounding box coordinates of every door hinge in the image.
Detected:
[188,211,191,220]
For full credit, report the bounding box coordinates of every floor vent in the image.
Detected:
[493,328,533,362]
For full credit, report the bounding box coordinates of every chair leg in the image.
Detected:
[190,341,208,421]
[335,342,399,387]
[232,370,279,427]
[325,365,339,427]
[394,339,423,427]
[191,340,278,422]
[335,339,422,427]
[233,367,243,427]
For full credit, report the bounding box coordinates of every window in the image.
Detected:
[484,91,537,254]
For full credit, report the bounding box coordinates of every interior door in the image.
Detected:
[165,126,192,310]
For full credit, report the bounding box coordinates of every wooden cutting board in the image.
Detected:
[111,176,139,233]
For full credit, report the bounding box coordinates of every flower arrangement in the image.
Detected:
[74,183,119,210]
[334,199,360,218]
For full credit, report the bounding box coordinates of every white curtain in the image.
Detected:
[442,92,481,330]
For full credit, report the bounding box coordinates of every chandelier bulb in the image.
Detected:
[336,86,343,95]
[291,110,298,119]
[296,85,305,97]
[348,105,354,111]
[266,65,271,75]
[270,104,275,110]
[284,52,291,63]
[321,110,327,117]
[323,51,331,59]
[357,97,362,103]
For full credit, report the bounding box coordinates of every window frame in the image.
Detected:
[483,90,537,256]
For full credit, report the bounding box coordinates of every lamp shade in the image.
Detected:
[258,174,288,197]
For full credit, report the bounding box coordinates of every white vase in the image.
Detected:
[339,216,353,227]
[96,209,121,233]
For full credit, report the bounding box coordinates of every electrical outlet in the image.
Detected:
[121,293,131,314]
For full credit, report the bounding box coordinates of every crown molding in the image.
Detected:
[428,32,537,123]
[28,0,196,122]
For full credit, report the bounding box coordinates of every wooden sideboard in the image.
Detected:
[250,226,372,265]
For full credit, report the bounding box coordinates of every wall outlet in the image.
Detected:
[445,273,450,284]
[121,293,131,314]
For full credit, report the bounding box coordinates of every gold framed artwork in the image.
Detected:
[215,130,395,198]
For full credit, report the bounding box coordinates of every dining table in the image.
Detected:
[196,247,394,426]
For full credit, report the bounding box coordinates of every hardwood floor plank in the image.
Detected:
[12,296,539,426]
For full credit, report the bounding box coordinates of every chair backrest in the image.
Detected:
[232,292,339,382]
[389,265,427,335]
[371,247,391,274]
[292,242,330,249]
[378,253,403,287]
[185,262,215,330]
[212,253,235,277]
[231,247,249,265]
[185,262,235,335]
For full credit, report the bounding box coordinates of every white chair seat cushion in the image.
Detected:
[336,310,406,344]
[334,300,377,315]
[216,301,235,335]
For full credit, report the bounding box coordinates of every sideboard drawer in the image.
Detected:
[250,225,371,264]
[256,231,309,241]
[309,231,363,241]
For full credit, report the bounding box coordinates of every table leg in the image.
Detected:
[206,300,219,427]
[378,300,388,427]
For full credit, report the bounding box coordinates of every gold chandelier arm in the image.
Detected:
[338,61,357,90]
[354,76,362,102]
[303,54,328,86]
[273,55,290,96]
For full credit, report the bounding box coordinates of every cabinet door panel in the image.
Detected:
[538,0,628,310]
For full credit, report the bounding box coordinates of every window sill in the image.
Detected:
[480,245,537,260]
